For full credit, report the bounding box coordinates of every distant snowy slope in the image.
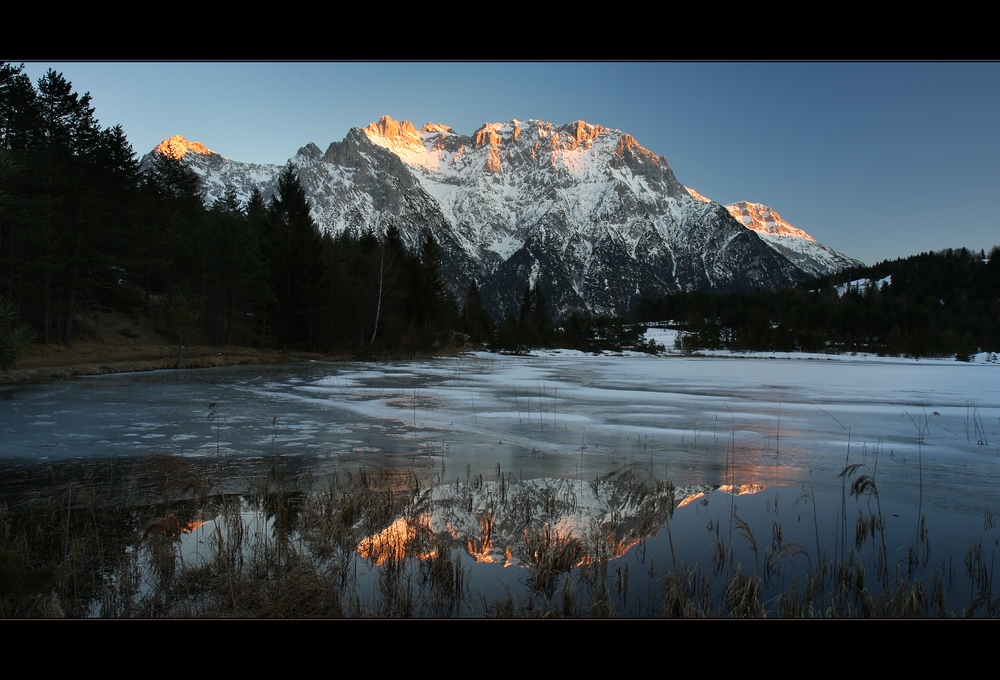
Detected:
[146,135,283,207]
[687,188,863,278]
[725,200,863,277]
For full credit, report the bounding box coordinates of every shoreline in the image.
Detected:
[0,342,473,386]
[4,338,994,387]
[0,345,312,385]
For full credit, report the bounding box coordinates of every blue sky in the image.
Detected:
[18,61,1000,266]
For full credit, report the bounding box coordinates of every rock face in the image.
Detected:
[142,118,860,318]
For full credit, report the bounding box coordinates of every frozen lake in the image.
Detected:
[2,351,998,518]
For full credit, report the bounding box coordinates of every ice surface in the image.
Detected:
[2,353,997,518]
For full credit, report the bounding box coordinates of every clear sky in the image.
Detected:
[16,61,1000,266]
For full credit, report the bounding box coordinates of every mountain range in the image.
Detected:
[145,117,860,318]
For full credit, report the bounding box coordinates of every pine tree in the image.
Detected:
[0,63,38,151]
[461,280,495,345]
[139,151,206,333]
[245,186,267,225]
[0,295,33,371]
[365,224,407,356]
[519,279,551,347]
[416,230,451,328]
[197,186,267,344]
[264,163,323,347]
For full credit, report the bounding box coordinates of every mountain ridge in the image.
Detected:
[142,117,860,317]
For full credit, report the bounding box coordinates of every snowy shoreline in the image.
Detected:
[619,327,999,366]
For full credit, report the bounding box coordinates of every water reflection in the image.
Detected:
[5,444,1000,617]
[350,468,721,569]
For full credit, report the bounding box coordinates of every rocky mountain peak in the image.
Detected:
[473,122,505,150]
[363,116,422,149]
[154,135,215,160]
[566,120,606,145]
[421,122,453,134]
[684,189,817,243]
[295,142,323,161]
[612,133,641,157]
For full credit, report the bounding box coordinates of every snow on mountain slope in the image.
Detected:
[341,116,801,316]
[725,200,863,277]
[686,188,863,278]
[147,135,283,208]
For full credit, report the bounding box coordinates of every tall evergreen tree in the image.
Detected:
[0,295,33,371]
[519,279,551,346]
[264,163,323,347]
[461,280,494,345]
[0,63,38,151]
[139,152,206,332]
[363,224,406,356]
[203,187,268,344]
[412,230,454,330]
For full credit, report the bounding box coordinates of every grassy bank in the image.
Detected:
[1,307,473,385]
[1,342,319,385]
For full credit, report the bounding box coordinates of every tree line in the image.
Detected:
[634,247,1000,359]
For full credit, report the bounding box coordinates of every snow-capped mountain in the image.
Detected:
[143,118,860,317]
[685,190,863,278]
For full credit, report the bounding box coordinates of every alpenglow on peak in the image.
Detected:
[356,115,670,179]
[154,135,216,160]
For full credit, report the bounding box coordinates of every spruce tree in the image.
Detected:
[264,163,323,347]
[461,280,495,345]
[519,280,551,347]
[0,63,38,151]
[0,295,33,371]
